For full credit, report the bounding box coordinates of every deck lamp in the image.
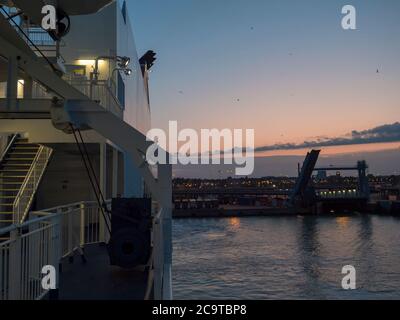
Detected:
[123,68,133,76]
[118,56,131,68]
[108,68,133,92]
[110,67,133,81]
[93,55,131,81]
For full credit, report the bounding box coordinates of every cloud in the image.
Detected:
[254,122,400,152]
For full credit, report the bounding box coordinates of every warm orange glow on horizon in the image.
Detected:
[255,142,400,158]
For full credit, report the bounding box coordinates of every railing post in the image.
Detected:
[50,214,61,299]
[67,208,73,255]
[99,143,107,243]
[89,72,94,100]
[13,200,18,225]
[56,208,63,257]
[80,203,85,247]
[9,228,22,300]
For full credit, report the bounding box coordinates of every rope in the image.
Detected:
[70,124,111,234]
[76,129,110,213]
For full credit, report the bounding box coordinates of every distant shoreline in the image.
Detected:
[173,202,400,218]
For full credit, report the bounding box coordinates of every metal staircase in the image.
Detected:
[0,135,53,228]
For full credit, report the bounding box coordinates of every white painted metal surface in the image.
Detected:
[0,201,109,300]
[0,2,173,300]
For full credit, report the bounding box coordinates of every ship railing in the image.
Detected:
[13,145,53,224]
[0,199,171,300]
[0,201,109,300]
[0,213,60,300]
[1,78,122,119]
[31,201,110,258]
[0,8,67,61]
[13,77,123,118]
[30,81,56,99]
[63,78,123,118]
[24,28,66,49]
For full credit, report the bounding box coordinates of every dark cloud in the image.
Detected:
[254,122,400,152]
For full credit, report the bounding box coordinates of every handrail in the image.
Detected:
[64,78,124,117]
[32,200,111,216]
[0,133,19,164]
[0,211,62,237]
[13,145,53,224]
[1,198,171,300]
[0,200,109,300]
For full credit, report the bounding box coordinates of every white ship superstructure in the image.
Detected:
[0,0,172,300]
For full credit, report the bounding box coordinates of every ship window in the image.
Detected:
[65,65,86,77]
[121,1,127,24]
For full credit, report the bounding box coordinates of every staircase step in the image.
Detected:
[0,212,12,214]
[7,152,37,155]
[0,181,23,185]
[0,220,13,223]
[11,144,40,149]
[11,149,38,153]
[0,196,16,199]
[6,156,36,159]
[13,144,39,148]
[0,176,27,178]
[2,163,32,168]
[4,158,35,161]
[0,204,13,207]
[0,189,19,192]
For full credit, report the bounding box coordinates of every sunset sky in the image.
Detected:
[128,0,400,171]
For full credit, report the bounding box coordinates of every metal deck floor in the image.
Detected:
[58,244,149,300]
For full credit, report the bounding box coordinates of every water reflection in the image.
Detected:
[336,216,350,228]
[173,215,400,299]
[228,217,241,230]
[356,215,376,290]
[297,216,323,297]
